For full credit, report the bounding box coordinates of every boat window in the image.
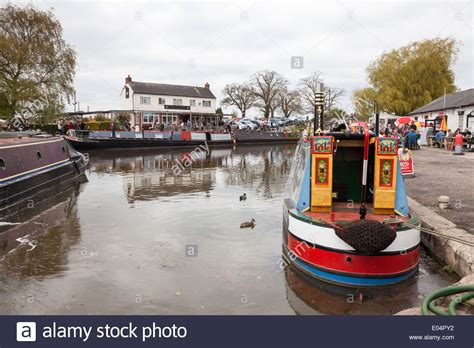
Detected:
[37,151,42,160]
[0,158,5,169]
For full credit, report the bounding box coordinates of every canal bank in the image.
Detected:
[403,147,474,278]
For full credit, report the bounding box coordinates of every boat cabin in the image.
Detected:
[289,132,408,219]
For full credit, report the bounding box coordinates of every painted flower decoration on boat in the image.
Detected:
[380,160,393,186]
[316,159,328,184]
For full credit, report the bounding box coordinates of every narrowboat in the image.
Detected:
[283,131,420,287]
[0,135,87,219]
[64,129,299,150]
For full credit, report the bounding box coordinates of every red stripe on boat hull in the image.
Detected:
[288,233,419,277]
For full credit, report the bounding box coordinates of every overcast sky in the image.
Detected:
[11,0,474,115]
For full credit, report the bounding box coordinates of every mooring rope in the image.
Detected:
[402,222,474,247]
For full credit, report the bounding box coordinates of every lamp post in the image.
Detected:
[313,81,325,135]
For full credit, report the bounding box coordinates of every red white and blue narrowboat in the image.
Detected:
[283,132,420,287]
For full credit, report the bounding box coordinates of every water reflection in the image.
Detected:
[0,183,82,277]
[87,146,294,203]
[285,247,459,315]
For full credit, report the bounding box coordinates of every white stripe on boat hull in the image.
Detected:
[288,214,420,253]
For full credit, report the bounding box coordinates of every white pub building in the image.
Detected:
[409,88,474,131]
[120,75,219,129]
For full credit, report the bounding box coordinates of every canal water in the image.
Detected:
[0,145,458,315]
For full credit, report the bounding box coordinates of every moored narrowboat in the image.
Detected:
[64,129,299,150]
[283,132,420,287]
[0,135,87,219]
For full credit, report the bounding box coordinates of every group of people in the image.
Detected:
[429,127,472,149]
[56,119,86,134]
[380,121,473,150]
[149,119,228,133]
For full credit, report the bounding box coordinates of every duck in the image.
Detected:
[239,193,247,202]
[240,218,256,229]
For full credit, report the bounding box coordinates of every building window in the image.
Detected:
[163,115,178,124]
[458,114,464,128]
[143,112,154,123]
[159,97,166,105]
[125,86,129,99]
[173,99,183,106]
[140,96,151,105]
[203,100,211,107]
[190,100,196,107]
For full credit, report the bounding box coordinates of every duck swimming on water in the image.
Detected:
[240,218,256,229]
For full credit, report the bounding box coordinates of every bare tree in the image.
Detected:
[220,82,257,118]
[268,95,281,118]
[298,72,324,114]
[252,70,288,118]
[279,89,302,117]
[324,87,344,112]
[299,72,344,114]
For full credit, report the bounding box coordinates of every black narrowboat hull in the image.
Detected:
[64,137,220,150]
[64,130,299,150]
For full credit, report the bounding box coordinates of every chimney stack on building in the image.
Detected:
[125,75,132,84]
[204,82,210,89]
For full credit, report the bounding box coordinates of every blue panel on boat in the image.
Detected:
[119,132,136,138]
[144,132,155,139]
[296,155,311,211]
[294,257,416,286]
[395,160,409,216]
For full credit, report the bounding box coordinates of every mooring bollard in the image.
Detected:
[438,195,450,209]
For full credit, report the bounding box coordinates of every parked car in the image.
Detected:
[248,120,264,129]
[268,117,285,128]
[235,119,257,130]
[240,120,258,130]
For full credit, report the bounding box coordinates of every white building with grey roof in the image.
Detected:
[409,88,474,131]
[120,75,218,129]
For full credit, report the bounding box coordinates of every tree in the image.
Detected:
[279,89,302,117]
[353,37,458,116]
[326,107,346,120]
[299,72,343,115]
[220,82,257,118]
[352,87,377,120]
[215,107,223,115]
[324,87,344,112]
[0,5,76,126]
[252,70,288,118]
[116,111,131,126]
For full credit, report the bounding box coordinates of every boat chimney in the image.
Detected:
[313,81,324,134]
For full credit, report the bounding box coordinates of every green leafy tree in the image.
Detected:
[116,111,131,126]
[353,38,458,116]
[351,87,377,120]
[94,113,107,121]
[0,5,76,126]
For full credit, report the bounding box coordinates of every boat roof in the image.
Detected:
[0,135,62,148]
